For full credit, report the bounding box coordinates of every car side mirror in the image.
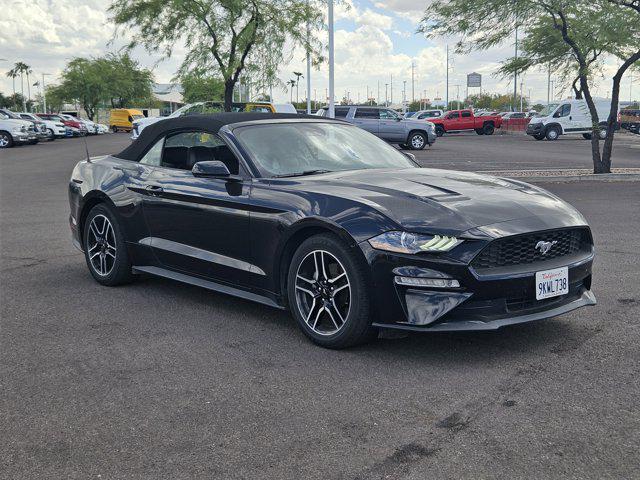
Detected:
[192,161,231,177]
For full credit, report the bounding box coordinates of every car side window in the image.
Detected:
[447,112,460,119]
[354,108,378,119]
[160,131,242,174]
[461,111,472,117]
[334,108,349,118]
[379,109,399,120]
[140,138,164,166]
[557,104,571,117]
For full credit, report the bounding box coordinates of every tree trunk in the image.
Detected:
[579,77,606,173]
[601,50,640,172]
[224,79,235,112]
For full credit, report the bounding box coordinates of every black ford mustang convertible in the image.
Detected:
[69,113,596,348]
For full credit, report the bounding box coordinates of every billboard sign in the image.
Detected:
[467,72,482,88]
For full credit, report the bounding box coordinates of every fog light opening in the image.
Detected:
[394,276,460,288]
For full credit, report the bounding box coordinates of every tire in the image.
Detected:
[533,133,545,140]
[475,128,484,135]
[287,233,377,349]
[408,131,427,150]
[545,126,560,141]
[83,204,136,286]
[47,129,56,141]
[111,125,118,133]
[435,125,445,137]
[29,139,38,145]
[398,143,408,150]
[482,123,495,135]
[0,131,14,148]
[598,128,607,140]
[582,133,592,140]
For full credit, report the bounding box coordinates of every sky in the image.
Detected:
[0,0,636,107]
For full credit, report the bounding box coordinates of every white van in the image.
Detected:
[526,99,615,141]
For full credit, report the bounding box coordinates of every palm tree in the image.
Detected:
[13,62,30,111]
[293,71,303,103]
[287,79,296,103]
[5,68,17,97]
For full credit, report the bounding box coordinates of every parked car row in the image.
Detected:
[0,110,109,148]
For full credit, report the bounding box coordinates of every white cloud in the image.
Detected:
[356,9,394,30]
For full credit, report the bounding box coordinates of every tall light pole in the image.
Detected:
[513,23,518,111]
[385,83,388,106]
[328,0,335,118]
[445,45,449,109]
[411,60,415,103]
[306,9,311,114]
[403,80,407,111]
[377,81,380,106]
[42,73,51,114]
[547,64,551,105]
[390,74,393,106]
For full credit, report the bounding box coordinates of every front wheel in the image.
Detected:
[83,204,136,286]
[408,131,427,150]
[483,123,495,135]
[0,131,13,148]
[435,126,445,137]
[47,129,56,141]
[287,234,377,349]
[111,125,118,133]
[545,126,560,141]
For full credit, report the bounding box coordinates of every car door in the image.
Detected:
[140,130,256,286]
[554,103,573,132]
[352,107,379,135]
[460,110,474,129]
[444,111,460,130]
[379,109,405,141]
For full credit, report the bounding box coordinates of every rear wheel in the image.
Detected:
[408,131,427,150]
[0,131,13,148]
[475,128,484,135]
[545,126,560,141]
[598,128,607,140]
[83,204,136,286]
[582,133,592,140]
[287,234,377,349]
[482,123,495,135]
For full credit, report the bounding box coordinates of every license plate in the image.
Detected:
[535,267,569,300]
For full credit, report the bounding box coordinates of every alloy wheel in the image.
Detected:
[0,134,9,147]
[295,250,351,336]
[87,214,117,276]
[411,135,425,149]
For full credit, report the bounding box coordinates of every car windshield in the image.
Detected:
[2,110,20,119]
[538,103,559,116]
[234,122,417,177]
[132,114,144,120]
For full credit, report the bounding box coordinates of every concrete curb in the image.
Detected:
[489,173,640,183]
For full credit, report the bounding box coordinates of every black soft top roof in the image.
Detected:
[115,112,326,161]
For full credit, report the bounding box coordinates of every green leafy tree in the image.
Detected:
[44,85,68,113]
[109,0,324,111]
[420,0,640,173]
[179,71,225,103]
[101,53,155,108]
[57,58,106,119]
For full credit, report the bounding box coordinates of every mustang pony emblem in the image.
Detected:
[535,240,558,255]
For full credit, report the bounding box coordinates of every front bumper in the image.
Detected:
[13,132,37,144]
[426,130,437,145]
[526,123,544,136]
[362,237,595,332]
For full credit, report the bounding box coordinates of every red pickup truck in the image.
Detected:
[431,109,502,136]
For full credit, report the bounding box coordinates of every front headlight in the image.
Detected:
[425,121,435,130]
[368,231,463,254]
[12,125,26,133]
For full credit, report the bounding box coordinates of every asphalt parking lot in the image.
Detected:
[1,134,639,479]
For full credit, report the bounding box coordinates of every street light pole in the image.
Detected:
[385,83,388,106]
[513,24,518,111]
[328,0,335,118]
[411,60,415,103]
[445,44,449,109]
[306,9,311,114]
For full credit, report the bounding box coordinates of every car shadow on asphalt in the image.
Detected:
[129,273,589,367]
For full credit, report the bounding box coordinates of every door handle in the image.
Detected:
[145,184,163,195]
[569,116,572,120]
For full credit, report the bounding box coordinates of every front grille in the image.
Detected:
[471,228,591,270]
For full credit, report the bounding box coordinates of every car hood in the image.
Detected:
[276,168,587,237]
[0,118,31,128]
